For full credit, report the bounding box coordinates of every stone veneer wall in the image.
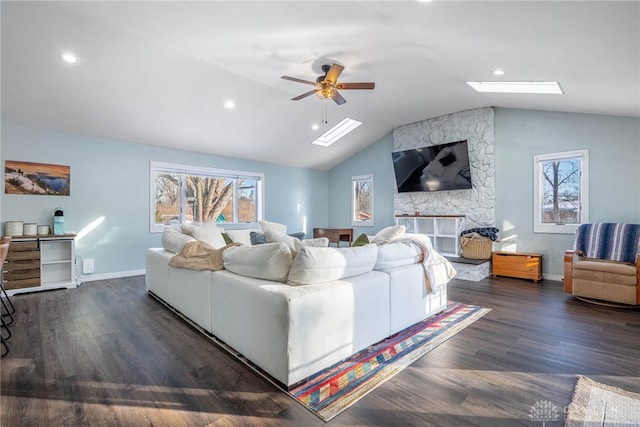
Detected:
[393,107,495,228]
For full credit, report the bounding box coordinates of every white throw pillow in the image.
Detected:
[264,229,299,253]
[287,244,378,285]
[182,222,226,249]
[223,242,293,282]
[161,228,196,254]
[296,237,330,250]
[224,228,261,246]
[258,219,287,235]
[371,225,406,245]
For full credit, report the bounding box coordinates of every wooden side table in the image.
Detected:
[312,228,353,247]
[492,251,543,282]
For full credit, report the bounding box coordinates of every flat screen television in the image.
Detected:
[392,140,472,193]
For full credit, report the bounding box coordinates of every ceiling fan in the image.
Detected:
[281,63,375,105]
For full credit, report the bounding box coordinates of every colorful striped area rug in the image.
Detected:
[288,301,490,421]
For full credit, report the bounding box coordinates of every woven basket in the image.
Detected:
[461,235,493,260]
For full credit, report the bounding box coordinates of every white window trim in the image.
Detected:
[149,161,264,233]
[351,174,374,227]
[533,149,589,234]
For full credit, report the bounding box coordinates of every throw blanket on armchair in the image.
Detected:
[169,241,242,271]
[574,223,640,264]
[390,234,457,293]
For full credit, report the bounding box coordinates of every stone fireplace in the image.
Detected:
[393,107,496,229]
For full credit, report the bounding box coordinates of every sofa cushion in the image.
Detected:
[574,260,637,286]
[162,228,197,254]
[224,228,261,246]
[223,242,293,282]
[375,241,422,270]
[287,244,378,285]
[182,222,227,249]
[259,219,287,235]
[371,225,406,245]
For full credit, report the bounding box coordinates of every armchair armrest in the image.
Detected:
[563,250,575,293]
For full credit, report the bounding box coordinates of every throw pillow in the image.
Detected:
[289,231,305,240]
[352,233,370,247]
[182,222,226,249]
[258,219,287,235]
[161,228,197,254]
[264,229,299,254]
[221,232,233,245]
[250,231,268,245]
[295,237,329,251]
[370,225,406,245]
[224,228,260,246]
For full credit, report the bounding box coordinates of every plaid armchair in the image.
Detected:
[564,223,640,305]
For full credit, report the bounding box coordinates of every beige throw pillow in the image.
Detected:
[258,219,287,235]
[182,222,227,249]
[370,225,406,245]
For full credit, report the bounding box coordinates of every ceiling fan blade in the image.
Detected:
[324,64,345,84]
[281,76,317,86]
[333,90,347,105]
[291,89,318,101]
[336,82,375,90]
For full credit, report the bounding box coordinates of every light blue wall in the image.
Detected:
[329,108,640,278]
[494,108,640,277]
[1,123,328,276]
[327,131,395,236]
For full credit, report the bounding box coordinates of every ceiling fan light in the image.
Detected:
[316,86,336,100]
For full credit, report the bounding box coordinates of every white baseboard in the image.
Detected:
[80,269,145,283]
[544,273,563,282]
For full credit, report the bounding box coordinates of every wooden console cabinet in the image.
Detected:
[3,234,77,295]
[492,251,543,282]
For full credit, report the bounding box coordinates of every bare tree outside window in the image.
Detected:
[533,150,589,234]
[352,174,373,227]
[150,162,263,232]
[541,158,581,224]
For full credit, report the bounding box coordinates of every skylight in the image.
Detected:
[466,81,564,94]
[312,118,362,147]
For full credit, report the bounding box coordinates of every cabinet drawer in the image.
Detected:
[5,259,41,271]
[7,250,40,262]
[4,269,40,281]
[4,278,41,290]
[9,241,39,251]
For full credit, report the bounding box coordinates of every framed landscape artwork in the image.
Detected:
[4,160,71,196]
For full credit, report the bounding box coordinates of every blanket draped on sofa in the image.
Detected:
[169,241,242,271]
[391,234,456,293]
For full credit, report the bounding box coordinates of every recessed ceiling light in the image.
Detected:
[466,81,564,94]
[311,123,320,131]
[224,100,236,109]
[492,69,505,76]
[312,118,362,147]
[59,52,77,64]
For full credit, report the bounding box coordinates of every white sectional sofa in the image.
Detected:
[145,224,453,387]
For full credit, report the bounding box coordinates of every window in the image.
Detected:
[533,150,588,234]
[352,174,373,227]
[150,161,263,232]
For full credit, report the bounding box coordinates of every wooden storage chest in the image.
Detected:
[492,251,543,282]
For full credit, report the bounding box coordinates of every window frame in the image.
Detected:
[351,174,374,227]
[533,149,589,234]
[149,161,264,233]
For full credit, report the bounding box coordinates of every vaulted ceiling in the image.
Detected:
[2,1,638,170]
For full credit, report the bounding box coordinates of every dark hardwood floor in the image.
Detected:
[1,275,639,426]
